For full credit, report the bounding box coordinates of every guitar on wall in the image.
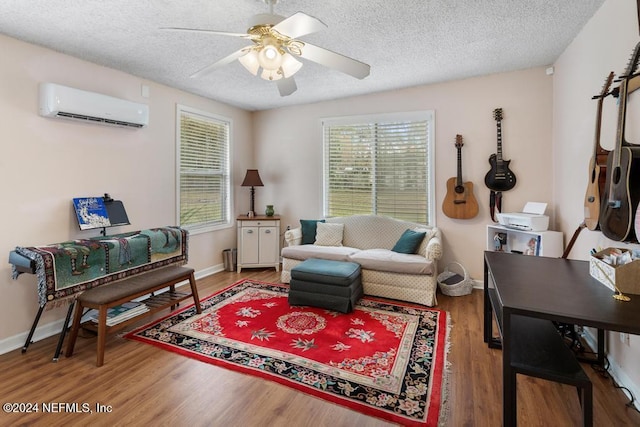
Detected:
[600,41,640,242]
[583,71,614,231]
[484,108,517,192]
[443,135,479,219]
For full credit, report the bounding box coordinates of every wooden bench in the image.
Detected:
[66,265,202,367]
[510,314,593,426]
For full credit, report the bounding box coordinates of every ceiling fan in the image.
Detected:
[162,0,370,97]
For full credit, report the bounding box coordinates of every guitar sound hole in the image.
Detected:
[455,186,465,194]
[613,167,621,185]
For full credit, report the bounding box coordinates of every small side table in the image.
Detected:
[236,215,280,273]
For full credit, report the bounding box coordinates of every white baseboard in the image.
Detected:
[0,265,225,356]
[581,329,640,411]
[607,358,640,411]
[0,317,68,357]
[196,264,223,280]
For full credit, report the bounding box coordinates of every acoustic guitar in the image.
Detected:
[600,41,640,242]
[443,135,479,219]
[484,108,516,191]
[583,71,614,231]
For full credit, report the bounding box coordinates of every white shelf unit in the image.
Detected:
[486,224,563,257]
[237,216,281,273]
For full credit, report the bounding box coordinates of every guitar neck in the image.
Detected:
[593,95,607,156]
[613,78,630,168]
[496,121,503,162]
[456,147,463,186]
[593,71,614,157]
[612,43,640,166]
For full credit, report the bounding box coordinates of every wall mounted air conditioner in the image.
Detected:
[38,83,149,128]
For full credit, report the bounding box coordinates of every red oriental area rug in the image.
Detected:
[125,279,450,426]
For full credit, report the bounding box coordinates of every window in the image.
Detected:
[322,111,434,225]
[177,105,231,233]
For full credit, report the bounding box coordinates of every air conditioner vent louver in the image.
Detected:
[39,83,149,128]
[55,112,145,128]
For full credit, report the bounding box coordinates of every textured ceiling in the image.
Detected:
[0,0,605,111]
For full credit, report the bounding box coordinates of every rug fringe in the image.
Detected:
[438,312,454,427]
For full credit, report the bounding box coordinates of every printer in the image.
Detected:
[496,202,549,232]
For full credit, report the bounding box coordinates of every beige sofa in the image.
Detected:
[281,215,442,306]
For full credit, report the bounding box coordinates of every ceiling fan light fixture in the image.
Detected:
[238,50,260,75]
[170,6,369,97]
[280,53,302,78]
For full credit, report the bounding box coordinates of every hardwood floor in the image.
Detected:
[1,268,640,426]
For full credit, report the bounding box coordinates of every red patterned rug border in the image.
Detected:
[125,279,450,426]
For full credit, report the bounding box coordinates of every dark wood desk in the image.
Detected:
[483,251,640,426]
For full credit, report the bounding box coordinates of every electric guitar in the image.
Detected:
[484,108,516,191]
[583,71,614,231]
[600,41,640,242]
[443,135,479,219]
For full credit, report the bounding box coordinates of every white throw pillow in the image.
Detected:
[414,227,436,256]
[315,222,344,246]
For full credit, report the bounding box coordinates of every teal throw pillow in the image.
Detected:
[392,229,426,254]
[300,219,325,245]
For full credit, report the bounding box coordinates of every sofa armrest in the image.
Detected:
[425,231,443,261]
[284,227,303,246]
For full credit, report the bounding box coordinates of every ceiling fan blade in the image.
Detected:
[277,77,297,97]
[298,43,370,79]
[271,12,327,39]
[190,48,248,78]
[160,27,255,40]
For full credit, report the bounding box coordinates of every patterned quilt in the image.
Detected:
[12,226,188,306]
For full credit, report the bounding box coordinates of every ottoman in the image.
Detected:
[289,258,363,313]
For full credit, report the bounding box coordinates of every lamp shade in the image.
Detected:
[238,50,260,76]
[280,53,303,78]
[241,169,264,187]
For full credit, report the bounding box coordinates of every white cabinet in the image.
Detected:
[486,224,563,257]
[237,216,280,273]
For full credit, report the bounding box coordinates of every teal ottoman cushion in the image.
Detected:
[291,258,361,287]
[289,258,363,313]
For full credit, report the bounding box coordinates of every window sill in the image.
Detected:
[183,222,233,236]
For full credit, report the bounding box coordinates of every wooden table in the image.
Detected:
[483,251,640,426]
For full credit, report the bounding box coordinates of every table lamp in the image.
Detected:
[241,169,264,218]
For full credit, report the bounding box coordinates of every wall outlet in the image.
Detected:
[620,332,630,345]
[286,225,291,230]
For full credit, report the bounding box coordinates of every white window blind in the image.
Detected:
[177,106,231,231]
[323,111,434,225]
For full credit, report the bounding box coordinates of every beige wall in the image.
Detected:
[253,67,554,280]
[553,0,640,393]
[0,34,253,346]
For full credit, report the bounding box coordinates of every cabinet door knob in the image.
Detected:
[265,229,271,234]
[247,230,254,234]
